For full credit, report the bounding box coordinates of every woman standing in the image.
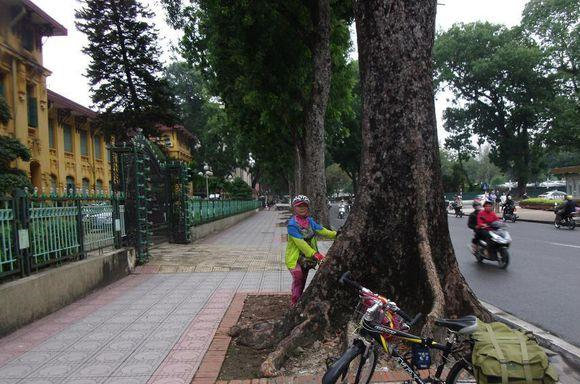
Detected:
[285,195,337,305]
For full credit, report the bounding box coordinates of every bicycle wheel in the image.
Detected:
[322,342,377,384]
[445,358,477,384]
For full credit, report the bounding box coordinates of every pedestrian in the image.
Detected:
[495,190,502,213]
[285,195,337,306]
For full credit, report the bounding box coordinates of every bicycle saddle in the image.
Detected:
[435,315,478,334]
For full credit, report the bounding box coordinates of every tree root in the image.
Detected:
[260,300,331,377]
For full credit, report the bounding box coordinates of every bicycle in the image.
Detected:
[322,272,478,384]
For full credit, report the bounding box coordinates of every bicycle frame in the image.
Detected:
[357,319,465,384]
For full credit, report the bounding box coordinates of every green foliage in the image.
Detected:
[325,163,351,196]
[170,1,352,192]
[434,22,554,191]
[224,177,253,199]
[0,95,11,125]
[0,136,32,195]
[326,61,361,189]
[522,0,580,152]
[520,198,563,206]
[75,0,177,139]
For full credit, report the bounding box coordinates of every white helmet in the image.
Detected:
[292,195,310,206]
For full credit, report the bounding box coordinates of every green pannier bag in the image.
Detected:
[471,321,558,384]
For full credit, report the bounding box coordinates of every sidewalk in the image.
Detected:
[0,211,293,384]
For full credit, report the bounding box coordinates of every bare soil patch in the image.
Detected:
[218,294,344,379]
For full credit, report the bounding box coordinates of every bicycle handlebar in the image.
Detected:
[339,271,422,327]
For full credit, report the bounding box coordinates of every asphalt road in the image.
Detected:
[328,205,580,347]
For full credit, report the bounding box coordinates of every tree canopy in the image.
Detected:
[434,22,554,194]
[0,136,32,195]
[76,0,176,139]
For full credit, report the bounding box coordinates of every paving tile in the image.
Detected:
[0,363,34,378]
[52,351,92,364]
[102,377,144,384]
[74,362,123,377]
[10,351,53,365]
[30,362,82,378]
[62,377,107,384]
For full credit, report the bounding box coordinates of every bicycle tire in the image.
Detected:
[445,358,477,384]
[322,341,377,384]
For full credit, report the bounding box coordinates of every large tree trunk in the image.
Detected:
[303,0,331,227]
[293,143,304,195]
[235,1,489,376]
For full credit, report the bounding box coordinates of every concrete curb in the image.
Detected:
[481,301,580,362]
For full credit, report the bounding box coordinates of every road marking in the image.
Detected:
[549,242,580,249]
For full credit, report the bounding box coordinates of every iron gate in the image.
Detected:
[110,130,190,263]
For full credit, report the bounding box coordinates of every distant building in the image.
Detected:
[551,166,580,197]
[0,1,192,195]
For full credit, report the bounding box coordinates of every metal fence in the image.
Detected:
[188,199,262,226]
[0,192,125,282]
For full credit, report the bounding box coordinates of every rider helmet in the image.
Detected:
[292,195,310,207]
[472,200,482,209]
[566,195,573,201]
[483,200,492,206]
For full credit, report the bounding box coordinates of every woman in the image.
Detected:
[286,195,336,305]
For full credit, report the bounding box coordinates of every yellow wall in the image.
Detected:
[163,129,193,163]
[46,108,111,195]
[0,8,110,195]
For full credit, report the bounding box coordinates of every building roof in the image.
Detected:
[47,89,96,118]
[2,0,68,36]
[157,124,195,141]
[551,165,580,175]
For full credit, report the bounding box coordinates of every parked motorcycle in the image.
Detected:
[554,203,576,230]
[502,204,518,223]
[472,221,511,269]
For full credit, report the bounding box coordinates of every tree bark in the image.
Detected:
[236,1,489,376]
[303,0,331,227]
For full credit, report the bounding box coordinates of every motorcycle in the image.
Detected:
[502,204,518,222]
[338,205,346,219]
[472,221,511,269]
[554,203,576,230]
[451,202,464,218]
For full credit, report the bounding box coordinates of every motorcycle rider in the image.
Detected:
[476,200,500,256]
[555,195,576,224]
[502,195,515,215]
[468,199,482,252]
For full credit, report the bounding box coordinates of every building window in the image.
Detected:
[66,176,75,194]
[93,136,102,159]
[63,124,73,152]
[96,179,103,194]
[82,178,90,195]
[80,130,88,156]
[48,119,56,149]
[50,175,58,195]
[27,84,38,128]
[0,73,5,96]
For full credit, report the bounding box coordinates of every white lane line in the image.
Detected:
[549,242,580,249]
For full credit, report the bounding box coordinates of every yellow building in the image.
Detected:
[156,124,194,163]
[0,0,110,195]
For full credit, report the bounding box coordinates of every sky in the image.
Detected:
[34,0,529,138]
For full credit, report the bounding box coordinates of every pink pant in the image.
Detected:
[289,265,309,305]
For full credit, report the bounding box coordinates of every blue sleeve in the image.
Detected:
[309,217,323,231]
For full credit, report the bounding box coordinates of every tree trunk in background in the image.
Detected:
[293,144,304,196]
[246,1,489,376]
[303,0,331,227]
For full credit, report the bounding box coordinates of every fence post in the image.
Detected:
[76,197,86,259]
[112,195,121,249]
[12,189,31,276]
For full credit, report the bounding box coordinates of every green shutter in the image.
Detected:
[80,131,88,156]
[0,79,4,96]
[63,125,73,152]
[48,120,55,148]
[27,96,38,128]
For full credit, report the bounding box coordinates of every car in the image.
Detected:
[538,190,567,200]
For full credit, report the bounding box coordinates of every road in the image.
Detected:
[328,204,580,347]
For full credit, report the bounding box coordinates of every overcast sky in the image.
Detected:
[34,0,529,138]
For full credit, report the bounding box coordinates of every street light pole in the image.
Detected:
[205,175,209,198]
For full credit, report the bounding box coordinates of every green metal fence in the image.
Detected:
[188,199,262,226]
[0,199,17,278]
[0,193,125,282]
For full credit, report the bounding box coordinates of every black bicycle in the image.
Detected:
[322,272,478,384]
